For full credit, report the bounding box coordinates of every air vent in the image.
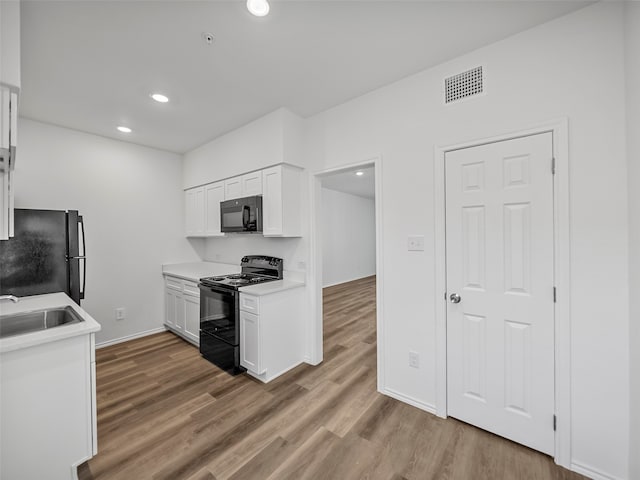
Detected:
[444,66,484,104]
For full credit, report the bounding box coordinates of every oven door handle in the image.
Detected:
[199,283,238,297]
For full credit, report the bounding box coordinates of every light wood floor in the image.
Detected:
[78,275,584,480]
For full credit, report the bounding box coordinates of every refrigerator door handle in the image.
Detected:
[79,216,86,299]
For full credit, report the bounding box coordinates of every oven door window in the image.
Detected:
[200,287,237,344]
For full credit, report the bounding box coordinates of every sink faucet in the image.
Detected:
[0,295,19,303]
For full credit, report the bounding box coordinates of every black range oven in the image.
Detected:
[199,283,242,373]
[199,255,283,374]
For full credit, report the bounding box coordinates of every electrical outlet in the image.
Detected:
[115,307,126,321]
[409,351,420,368]
[408,235,425,251]
[297,261,306,271]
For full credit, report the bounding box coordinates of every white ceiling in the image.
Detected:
[19,0,591,154]
[322,166,375,199]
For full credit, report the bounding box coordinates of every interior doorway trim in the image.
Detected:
[433,119,571,468]
[308,156,385,391]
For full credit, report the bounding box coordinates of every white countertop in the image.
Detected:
[162,261,240,282]
[163,262,306,295]
[239,279,305,296]
[0,293,102,354]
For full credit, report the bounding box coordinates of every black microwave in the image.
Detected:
[220,195,263,233]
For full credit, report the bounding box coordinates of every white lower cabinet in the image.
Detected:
[1,333,96,480]
[164,275,200,346]
[183,293,200,344]
[240,310,263,374]
[239,287,305,382]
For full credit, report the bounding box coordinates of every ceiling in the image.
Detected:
[19,0,591,154]
[322,166,375,199]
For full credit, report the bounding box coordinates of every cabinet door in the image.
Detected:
[185,186,205,236]
[0,88,9,155]
[205,181,225,236]
[175,295,185,332]
[240,310,263,374]
[242,171,262,196]
[165,288,178,327]
[183,293,200,344]
[224,176,242,200]
[262,166,283,236]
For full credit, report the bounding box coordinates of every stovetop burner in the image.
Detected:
[227,274,248,280]
[199,255,284,290]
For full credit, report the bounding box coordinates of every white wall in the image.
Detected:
[203,235,304,279]
[15,119,202,345]
[182,108,304,189]
[302,3,629,478]
[321,188,375,287]
[625,2,640,479]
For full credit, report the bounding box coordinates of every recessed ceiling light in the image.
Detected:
[247,0,269,17]
[151,93,169,103]
[355,171,364,176]
[117,126,132,133]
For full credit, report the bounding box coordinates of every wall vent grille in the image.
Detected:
[445,66,484,104]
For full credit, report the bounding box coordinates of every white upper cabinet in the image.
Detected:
[185,181,225,237]
[241,171,262,196]
[0,166,14,240]
[262,164,302,237]
[0,0,21,90]
[225,171,263,200]
[0,0,21,240]
[184,164,302,238]
[205,181,225,236]
[224,176,242,199]
[0,88,17,240]
[185,186,205,237]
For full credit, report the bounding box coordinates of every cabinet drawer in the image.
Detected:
[165,277,182,291]
[183,280,200,296]
[240,294,260,314]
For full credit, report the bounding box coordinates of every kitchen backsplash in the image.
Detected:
[204,236,307,282]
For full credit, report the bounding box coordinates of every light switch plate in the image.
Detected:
[407,235,425,251]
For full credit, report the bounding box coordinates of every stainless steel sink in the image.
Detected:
[0,306,84,338]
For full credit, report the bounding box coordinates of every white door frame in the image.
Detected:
[433,119,571,468]
[307,156,386,391]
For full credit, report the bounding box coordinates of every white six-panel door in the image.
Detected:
[445,132,555,455]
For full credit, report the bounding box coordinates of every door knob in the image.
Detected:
[449,293,461,304]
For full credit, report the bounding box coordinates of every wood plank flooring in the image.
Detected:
[78,275,584,480]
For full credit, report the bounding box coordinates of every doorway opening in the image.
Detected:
[310,158,384,391]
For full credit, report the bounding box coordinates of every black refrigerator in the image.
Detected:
[0,209,86,305]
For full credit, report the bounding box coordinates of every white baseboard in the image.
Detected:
[381,387,437,415]
[571,461,624,480]
[96,327,167,349]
